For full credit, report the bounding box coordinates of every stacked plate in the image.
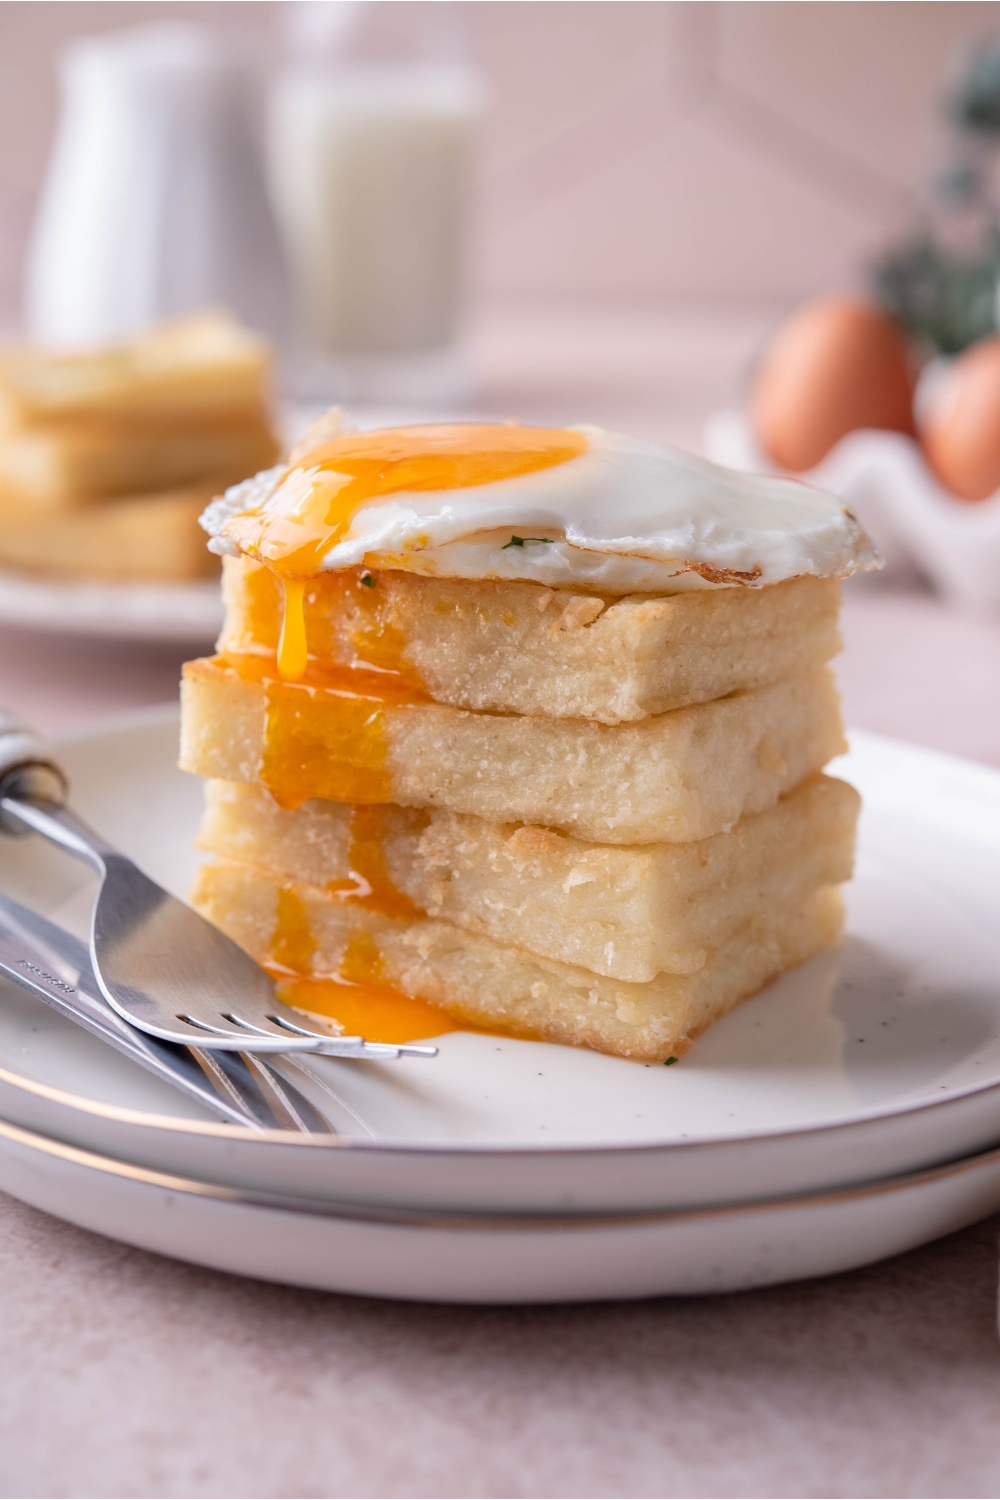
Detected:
[0,570,224,645]
[2,709,1000,1303]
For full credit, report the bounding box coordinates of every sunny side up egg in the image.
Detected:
[205,419,879,680]
[222,423,586,676]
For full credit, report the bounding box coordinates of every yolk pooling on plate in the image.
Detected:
[222,423,587,679]
[274,974,460,1044]
[268,884,457,1043]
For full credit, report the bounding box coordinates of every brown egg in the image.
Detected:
[920,337,1000,501]
[751,296,915,471]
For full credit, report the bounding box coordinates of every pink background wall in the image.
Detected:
[1,1,999,327]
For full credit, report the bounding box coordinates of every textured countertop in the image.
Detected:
[2,308,1000,1498]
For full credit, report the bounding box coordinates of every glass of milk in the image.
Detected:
[271,1,485,405]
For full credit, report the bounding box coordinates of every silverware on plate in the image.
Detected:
[0,710,437,1062]
[0,894,332,1132]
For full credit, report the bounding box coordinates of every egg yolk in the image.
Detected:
[267,884,457,1044]
[329,805,421,919]
[222,423,586,680]
[217,425,588,1043]
[275,972,459,1044]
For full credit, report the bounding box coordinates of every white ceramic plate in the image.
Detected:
[0,569,223,645]
[3,1109,1000,1302]
[2,709,1000,1216]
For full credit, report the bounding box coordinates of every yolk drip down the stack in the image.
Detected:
[179,416,875,1059]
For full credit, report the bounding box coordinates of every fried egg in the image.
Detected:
[202,417,877,595]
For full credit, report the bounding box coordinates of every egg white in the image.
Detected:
[203,424,878,593]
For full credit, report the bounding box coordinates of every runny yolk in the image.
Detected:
[222,426,584,1034]
[268,887,456,1044]
[277,579,308,680]
[327,806,420,918]
[222,423,587,681]
[217,651,429,809]
[270,885,316,972]
[227,561,427,695]
[274,973,459,1044]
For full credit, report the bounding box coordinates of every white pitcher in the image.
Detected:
[25,21,287,347]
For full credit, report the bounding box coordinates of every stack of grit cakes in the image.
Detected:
[0,312,279,582]
[179,417,876,1061]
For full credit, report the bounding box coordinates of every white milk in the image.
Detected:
[270,64,482,359]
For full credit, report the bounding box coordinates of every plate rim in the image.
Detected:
[4,1107,1000,1230]
[0,568,223,645]
[4,708,1000,1163]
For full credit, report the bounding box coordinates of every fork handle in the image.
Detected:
[0,710,68,834]
[0,709,118,865]
[0,792,115,871]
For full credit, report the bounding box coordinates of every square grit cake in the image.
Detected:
[191,857,845,1061]
[181,417,875,1058]
[220,555,843,723]
[180,657,844,845]
[196,773,859,983]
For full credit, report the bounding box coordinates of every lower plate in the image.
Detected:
[2,1112,999,1302]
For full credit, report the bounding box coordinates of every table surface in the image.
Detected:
[3,311,1000,1499]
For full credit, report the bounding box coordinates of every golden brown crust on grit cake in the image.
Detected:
[220,556,842,724]
[196,773,859,981]
[180,656,845,845]
[191,856,845,1062]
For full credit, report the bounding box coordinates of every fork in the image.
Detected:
[0,893,331,1131]
[0,711,437,1061]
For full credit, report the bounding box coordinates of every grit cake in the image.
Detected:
[0,312,280,581]
[195,773,859,983]
[219,556,843,723]
[179,418,874,1060]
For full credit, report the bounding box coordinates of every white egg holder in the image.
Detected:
[704,410,1000,610]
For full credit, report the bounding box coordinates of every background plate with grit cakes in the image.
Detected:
[1,709,1000,1298]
